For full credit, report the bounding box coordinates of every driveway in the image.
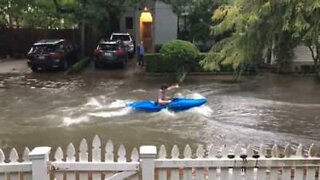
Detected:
[0,59,30,74]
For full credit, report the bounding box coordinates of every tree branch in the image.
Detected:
[307,45,317,62]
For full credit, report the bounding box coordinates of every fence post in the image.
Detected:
[140,146,157,180]
[29,147,51,180]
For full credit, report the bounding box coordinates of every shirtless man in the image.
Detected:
[157,84,179,105]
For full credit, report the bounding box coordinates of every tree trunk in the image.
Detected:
[80,22,85,57]
[315,60,320,80]
[315,45,320,80]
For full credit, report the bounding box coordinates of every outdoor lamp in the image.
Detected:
[140,7,153,22]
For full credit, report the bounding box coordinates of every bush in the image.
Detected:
[145,53,207,73]
[159,40,200,72]
[65,57,90,74]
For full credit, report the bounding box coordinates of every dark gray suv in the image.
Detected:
[26,39,78,72]
[93,40,128,69]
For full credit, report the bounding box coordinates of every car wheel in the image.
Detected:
[129,52,134,59]
[60,60,68,71]
[31,67,39,72]
[94,62,102,69]
[120,59,127,68]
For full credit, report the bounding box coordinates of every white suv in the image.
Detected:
[110,33,135,58]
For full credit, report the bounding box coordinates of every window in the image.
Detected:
[125,17,133,29]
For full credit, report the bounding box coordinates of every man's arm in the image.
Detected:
[157,98,171,105]
[167,84,179,90]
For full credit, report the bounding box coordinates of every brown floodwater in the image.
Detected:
[0,67,320,156]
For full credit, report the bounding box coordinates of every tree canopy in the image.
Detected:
[0,0,142,29]
[201,0,320,78]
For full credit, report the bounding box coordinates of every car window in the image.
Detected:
[31,45,57,53]
[99,43,119,51]
[111,35,131,41]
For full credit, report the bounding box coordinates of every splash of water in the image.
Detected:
[85,97,103,108]
[107,99,129,109]
[88,107,132,118]
[62,116,90,126]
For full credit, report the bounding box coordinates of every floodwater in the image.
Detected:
[1,65,320,155]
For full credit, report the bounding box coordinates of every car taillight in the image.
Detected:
[94,48,102,55]
[115,49,123,55]
[26,53,34,59]
[49,52,61,59]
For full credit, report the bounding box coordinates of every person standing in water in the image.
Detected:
[137,41,145,68]
[157,84,179,105]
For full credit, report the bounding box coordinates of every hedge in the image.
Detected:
[65,57,90,74]
[145,53,206,73]
[145,53,257,74]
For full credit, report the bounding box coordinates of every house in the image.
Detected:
[265,45,315,73]
[119,0,178,53]
[291,46,315,73]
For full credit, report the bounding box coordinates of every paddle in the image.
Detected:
[176,66,188,84]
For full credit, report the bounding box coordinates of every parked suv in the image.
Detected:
[110,33,135,58]
[93,40,128,69]
[26,39,78,72]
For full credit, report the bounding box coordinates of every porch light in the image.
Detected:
[140,7,153,22]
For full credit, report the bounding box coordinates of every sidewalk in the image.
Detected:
[0,58,30,74]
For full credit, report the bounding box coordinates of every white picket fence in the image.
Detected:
[0,135,319,180]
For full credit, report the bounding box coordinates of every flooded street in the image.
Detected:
[1,64,320,154]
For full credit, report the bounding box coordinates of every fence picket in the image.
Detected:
[219,145,230,179]
[170,145,179,179]
[207,168,217,180]
[9,173,19,180]
[66,143,76,180]
[118,144,126,163]
[79,139,89,180]
[308,144,316,157]
[158,169,167,180]
[232,145,242,180]
[105,139,114,162]
[195,145,205,180]
[171,169,180,180]
[104,139,115,179]
[0,174,7,180]
[244,168,255,180]
[9,148,18,163]
[158,145,167,180]
[92,135,102,180]
[305,167,316,179]
[268,168,279,180]
[22,148,32,180]
[54,147,64,180]
[8,148,19,180]
[0,148,5,180]
[281,167,292,180]
[130,147,139,179]
[294,144,305,179]
[182,145,192,180]
[183,168,192,180]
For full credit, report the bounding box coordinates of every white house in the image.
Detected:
[119,0,178,53]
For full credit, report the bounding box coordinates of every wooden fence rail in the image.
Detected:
[0,135,319,180]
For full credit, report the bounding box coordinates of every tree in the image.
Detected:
[51,0,142,55]
[201,0,320,79]
[162,0,228,51]
[0,0,76,29]
[0,0,32,28]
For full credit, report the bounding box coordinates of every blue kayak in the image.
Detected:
[128,98,207,112]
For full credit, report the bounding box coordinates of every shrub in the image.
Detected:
[145,53,207,73]
[66,57,90,74]
[159,40,200,72]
